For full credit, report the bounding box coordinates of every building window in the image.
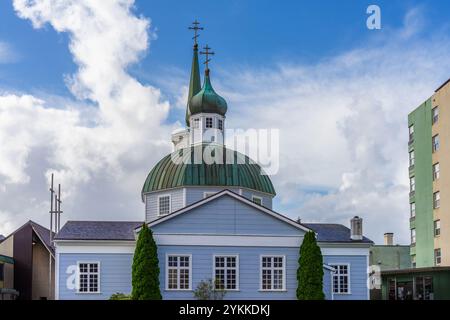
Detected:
[204,192,216,198]
[158,195,171,215]
[331,264,350,294]
[0,264,4,282]
[411,228,416,244]
[214,256,238,290]
[260,256,285,291]
[434,220,441,237]
[410,202,416,218]
[78,262,100,293]
[433,191,440,209]
[167,255,191,290]
[432,106,439,124]
[432,135,440,153]
[410,177,415,193]
[218,119,223,131]
[206,117,213,129]
[193,118,200,129]
[252,196,263,206]
[409,151,415,167]
[433,163,440,181]
[411,255,416,268]
[409,125,414,142]
[434,249,441,265]
[415,276,433,300]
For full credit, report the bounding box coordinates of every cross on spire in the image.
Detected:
[188,20,204,46]
[200,45,215,70]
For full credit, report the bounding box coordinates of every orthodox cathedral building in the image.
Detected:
[54,27,372,300]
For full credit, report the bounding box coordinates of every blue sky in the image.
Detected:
[2,0,448,103]
[1,0,450,244]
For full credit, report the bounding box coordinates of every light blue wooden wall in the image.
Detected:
[152,194,301,235]
[145,188,184,222]
[158,245,333,300]
[58,253,133,300]
[324,255,369,300]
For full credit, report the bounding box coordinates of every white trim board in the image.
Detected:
[145,189,311,233]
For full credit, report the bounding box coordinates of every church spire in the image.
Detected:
[186,20,203,127]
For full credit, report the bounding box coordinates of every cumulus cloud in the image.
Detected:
[217,11,450,244]
[0,0,172,234]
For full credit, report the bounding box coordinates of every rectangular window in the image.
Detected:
[158,195,171,215]
[260,256,285,291]
[410,202,416,218]
[433,163,440,181]
[411,255,416,268]
[214,256,238,290]
[434,249,441,265]
[252,196,263,206]
[0,263,4,282]
[433,191,440,209]
[432,135,440,153]
[206,117,213,128]
[434,220,441,237]
[432,106,439,124]
[193,118,200,129]
[218,119,223,130]
[167,255,191,290]
[410,177,415,192]
[409,151,415,167]
[409,125,414,141]
[78,262,100,293]
[411,228,416,244]
[331,264,350,294]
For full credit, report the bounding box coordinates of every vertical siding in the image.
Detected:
[58,253,133,300]
[152,195,301,235]
[324,255,369,300]
[145,188,185,222]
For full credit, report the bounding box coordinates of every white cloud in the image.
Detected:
[216,10,450,244]
[0,0,172,234]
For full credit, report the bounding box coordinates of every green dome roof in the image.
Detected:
[188,70,227,117]
[142,145,276,196]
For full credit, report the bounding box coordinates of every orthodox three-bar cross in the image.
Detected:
[188,20,203,46]
[200,45,215,69]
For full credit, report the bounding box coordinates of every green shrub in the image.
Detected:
[131,223,162,300]
[193,279,226,300]
[109,292,131,300]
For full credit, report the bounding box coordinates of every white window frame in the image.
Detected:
[212,255,239,291]
[432,106,439,124]
[410,202,416,218]
[410,177,415,192]
[434,220,441,237]
[432,135,440,152]
[192,118,200,129]
[205,117,213,129]
[157,194,171,216]
[218,119,223,131]
[252,195,263,206]
[330,263,351,295]
[203,192,216,199]
[433,163,440,181]
[411,228,416,244]
[409,125,414,140]
[165,254,192,291]
[434,248,441,265]
[433,191,440,209]
[409,151,415,167]
[259,255,286,292]
[76,261,101,294]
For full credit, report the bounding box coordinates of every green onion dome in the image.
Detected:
[142,144,275,197]
[188,69,227,117]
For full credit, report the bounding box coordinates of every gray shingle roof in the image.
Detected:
[55,221,143,241]
[304,223,373,243]
[30,221,55,254]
